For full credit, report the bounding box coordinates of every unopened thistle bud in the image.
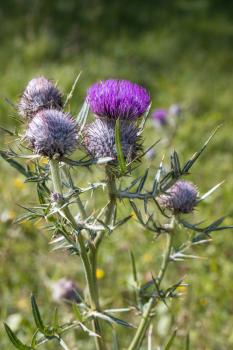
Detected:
[157,180,198,214]
[26,109,77,158]
[18,76,63,120]
[86,79,150,120]
[83,118,141,161]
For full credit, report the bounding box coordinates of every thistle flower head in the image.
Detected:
[152,108,168,126]
[86,79,150,120]
[26,109,77,158]
[51,278,81,304]
[18,76,63,120]
[169,104,182,117]
[83,118,141,161]
[157,180,198,214]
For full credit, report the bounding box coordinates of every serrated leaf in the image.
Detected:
[4,323,32,350]
[115,119,126,174]
[31,295,45,333]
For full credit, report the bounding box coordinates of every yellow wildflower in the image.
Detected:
[14,177,25,190]
[96,268,105,280]
[142,253,153,263]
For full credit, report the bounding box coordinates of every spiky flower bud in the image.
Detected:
[18,76,63,120]
[83,118,141,161]
[86,79,150,120]
[26,109,77,158]
[157,180,198,213]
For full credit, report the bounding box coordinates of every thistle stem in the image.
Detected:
[50,159,106,350]
[105,166,117,226]
[127,221,175,350]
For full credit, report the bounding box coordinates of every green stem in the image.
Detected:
[127,225,175,350]
[105,166,117,226]
[50,159,106,350]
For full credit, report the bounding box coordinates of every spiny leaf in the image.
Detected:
[197,181,225,202]
[136,168,149,193]
[4,323,32,350]
[164,328,177,350]
[72,303,83,322]
[182,125,222,174]
[52,308,59,331]
[31,294,45,332]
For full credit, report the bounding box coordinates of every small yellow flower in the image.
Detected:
[142,253,153,263]
[176,285,187,294]
[14,177,25,190]
[96,268,105,280]
[131,211,137,220]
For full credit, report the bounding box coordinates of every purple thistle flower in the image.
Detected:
[86,79,150,120]
[26,109,77,158]
[151,108,168,126]
[169,104,182,117]
[83,118,141,161]
[18,76,63,120]
[157,180,198,214]
[51,278,82,304]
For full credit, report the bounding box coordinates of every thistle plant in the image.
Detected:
[1,76,232,350]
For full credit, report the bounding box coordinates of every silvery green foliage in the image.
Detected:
[1,76,232,350]
[157,180,198,213]
[83,118,141,161]
[18,76,63,120]
[26,109,78,157]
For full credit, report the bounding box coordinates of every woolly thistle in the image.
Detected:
[18,76,63,120]
[157,180,198,213]
[86,79,150,120]
[83,118,141,161]
[26,109,77,158]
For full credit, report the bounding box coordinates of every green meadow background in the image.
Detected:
[0,1,233,349]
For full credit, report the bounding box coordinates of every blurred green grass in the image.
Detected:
[0,1,233,349]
